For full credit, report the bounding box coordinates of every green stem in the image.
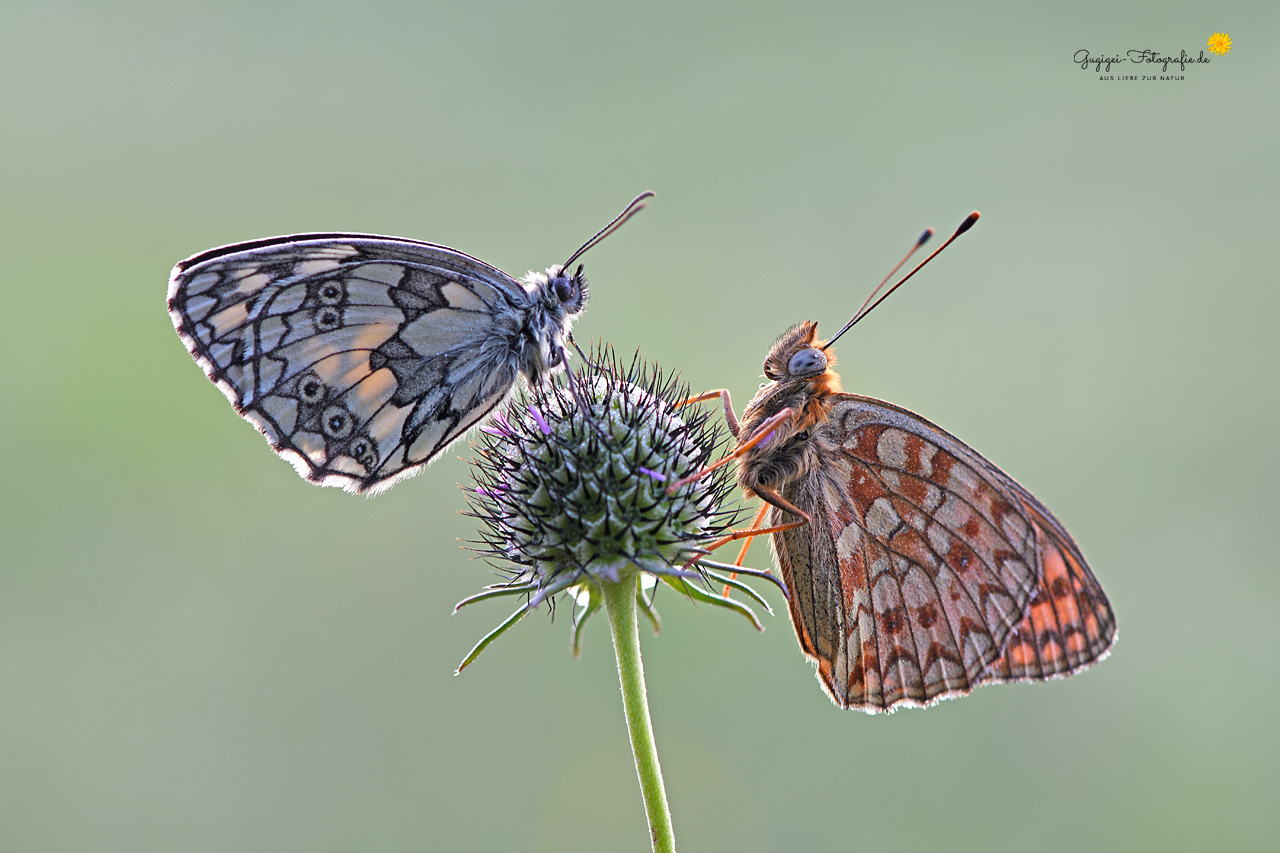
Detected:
[600,575,676,853]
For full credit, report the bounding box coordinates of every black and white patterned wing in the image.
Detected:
[167,233,531,493]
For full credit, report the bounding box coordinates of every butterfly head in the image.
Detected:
[541,262,589,316]
[735,321,845,488]
[517,263,589,383]
[758,321,843,400]
[733,322,843,496]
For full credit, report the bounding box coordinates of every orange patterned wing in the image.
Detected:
[979,492,1116,683]
[769,394,1115,712]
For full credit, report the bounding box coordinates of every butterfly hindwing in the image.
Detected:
[980,494,1116,683]
[167,234,530,493]
[771,393,1113,712]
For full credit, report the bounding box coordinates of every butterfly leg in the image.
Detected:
[667,407,793,493]
[676,389,740,439]
[684,486,811,575]
[740,485,811,536]
[734,503,768,566]
[566,333,598,369]
[558,342,612,440]
[720,501,769,595]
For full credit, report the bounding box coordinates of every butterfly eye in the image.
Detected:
[553,277,574,303]
[787,347,827,377]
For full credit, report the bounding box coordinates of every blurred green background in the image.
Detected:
[2,1,1276,850]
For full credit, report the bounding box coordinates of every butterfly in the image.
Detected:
[167,192,652,494]
[680,213,1116,712]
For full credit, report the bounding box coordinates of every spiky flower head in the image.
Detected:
[457,343,782,668]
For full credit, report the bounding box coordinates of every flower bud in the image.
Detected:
[456,344,779,669]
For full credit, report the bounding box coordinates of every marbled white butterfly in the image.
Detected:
[167,192,652,494]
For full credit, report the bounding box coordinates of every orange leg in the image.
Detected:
[684,485,811,572]
[673,393,804,593]
[675,388,740,438]
[734,503,769,566]
[721,502,768,596]
[667,407,792,493]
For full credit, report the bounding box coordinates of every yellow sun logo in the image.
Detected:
[1207,33,1232,55]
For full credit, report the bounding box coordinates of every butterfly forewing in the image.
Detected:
[168,234,531,493]
[772,394,1114,712]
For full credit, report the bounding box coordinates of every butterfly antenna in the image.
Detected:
[850,227,934,322]
[560,191,655,271]
[823,211,979,351]
[554,193,653,437]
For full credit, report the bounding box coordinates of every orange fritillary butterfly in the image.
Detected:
[678,212,1116,712]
